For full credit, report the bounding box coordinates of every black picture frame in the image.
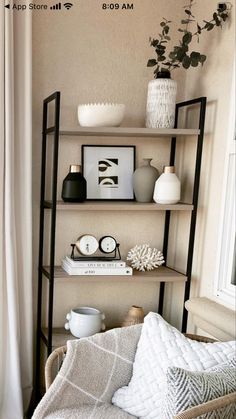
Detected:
[82,145,136,201]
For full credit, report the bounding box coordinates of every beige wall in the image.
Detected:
[32,0,235,332]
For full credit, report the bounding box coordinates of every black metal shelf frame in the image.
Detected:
[35,92,60,399]
[159,97,206,331]
[35,92,206,399]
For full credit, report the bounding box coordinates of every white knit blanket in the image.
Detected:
[32,325,142,419]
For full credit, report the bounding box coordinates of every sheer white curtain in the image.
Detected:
[0,2,33,418]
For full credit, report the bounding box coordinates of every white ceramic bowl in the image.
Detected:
[78,103,125,127]
[65,307,106,338]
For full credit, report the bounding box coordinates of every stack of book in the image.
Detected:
[62,256,133,276]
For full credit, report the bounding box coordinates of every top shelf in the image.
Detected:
[47,127,200,138]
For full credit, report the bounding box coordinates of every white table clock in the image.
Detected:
[75,235,99,256]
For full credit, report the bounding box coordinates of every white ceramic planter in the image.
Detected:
[146,78,177,128]
[65,307,105,338]
[153,166,180,204]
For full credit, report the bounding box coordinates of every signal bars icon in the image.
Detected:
[50,2,61,9]
[50,2,73,10]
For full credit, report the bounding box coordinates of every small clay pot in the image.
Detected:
[122,305,145,327]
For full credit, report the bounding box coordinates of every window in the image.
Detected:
[215,70,236,307]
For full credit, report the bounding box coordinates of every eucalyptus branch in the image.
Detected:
[147,1,230,77]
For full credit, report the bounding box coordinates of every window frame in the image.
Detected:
[214,67,236,308]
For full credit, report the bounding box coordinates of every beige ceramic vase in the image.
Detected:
[122,305,145,327]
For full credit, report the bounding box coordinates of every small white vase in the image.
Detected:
[153,166,180,204]
[146,75,177,128]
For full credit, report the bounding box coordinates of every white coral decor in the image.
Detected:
[127,244,165,272]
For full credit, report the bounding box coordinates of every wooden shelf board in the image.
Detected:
[44,200,194,211]
[42,328,74,348]
[55,127,200,137]
[43,265,187,283]
[42,326,120,349]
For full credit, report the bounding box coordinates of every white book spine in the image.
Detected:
[62,261,132,276]
[65,256,126,268]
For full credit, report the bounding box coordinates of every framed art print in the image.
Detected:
[82,145,136,200]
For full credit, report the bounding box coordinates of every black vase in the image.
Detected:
[62,165,87,202]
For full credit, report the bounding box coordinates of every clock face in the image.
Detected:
[99,236,117,254]
[76,235,99,256]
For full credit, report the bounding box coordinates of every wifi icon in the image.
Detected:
[64,2,73,9]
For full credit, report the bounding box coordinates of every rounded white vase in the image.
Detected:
[153,166,180,204]
[146,72,177,129]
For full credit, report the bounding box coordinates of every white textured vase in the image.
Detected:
[146,78,177,128]
[153,166,180,204]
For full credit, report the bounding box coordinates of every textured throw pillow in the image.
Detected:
[164,358,236,418]
[112,312,236,419]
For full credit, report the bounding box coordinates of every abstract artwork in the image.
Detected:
[82,145,135,200]
[98,158,119,188]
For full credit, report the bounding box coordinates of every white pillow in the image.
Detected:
[112,312,236,419]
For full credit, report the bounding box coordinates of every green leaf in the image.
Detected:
[181,19,189,24]
[158,56,166,61]
[182,44,189,52]
[183,32,192,44]
[213,12,221,26]
[160,22,166,27]
[190,51,200,59]
[191,58,199,67]
[169,51,176,59]
[156,44,166,50]
[207,23,215,30]
[177,48,187,61]
[165,36,171,40]
[147,59,157,67]
[200,54,206,63]
[221,13,228,21]
[185,9,191,15]
[164,26,169,34]
[182,55,191,69]
[217,3,226,11]
[178,28,185,32]
[151,40,159,47]
[197,23,201,34]
[157,49,166,56]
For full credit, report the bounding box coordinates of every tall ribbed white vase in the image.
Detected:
[146,78,177,128]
